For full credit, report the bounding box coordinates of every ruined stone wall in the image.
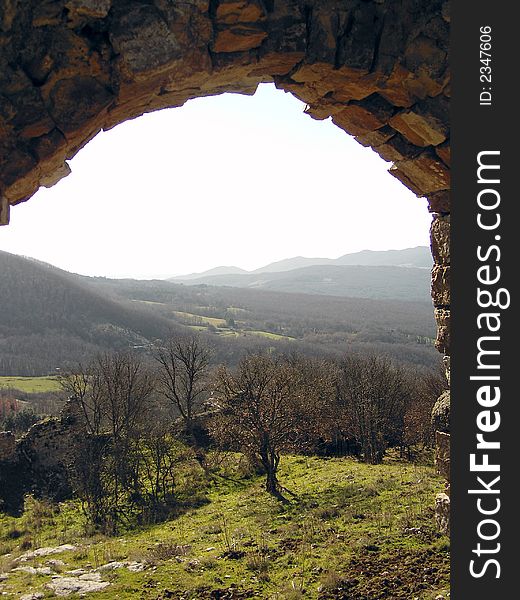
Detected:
[0,400,81,513]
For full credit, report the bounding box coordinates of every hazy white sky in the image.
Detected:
[0,84,431,279]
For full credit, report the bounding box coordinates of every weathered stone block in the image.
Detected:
[0,196,10,225]
[65,0,112,20]
[390,107,447,147]
[431,264,450,306]
[213,27,268,53]
[430,215,450,265]
[355,125,395,149]
[432,391,450,434]
[332,95,394,137]
[110,4,186,78]
[32,2,63,28]
[426,190,450,214]
[213,0,268,53]
[290,63,372,99]
[394,150,450,194]
[7,87,54,139]
[41,162,71,188]
[329,76,381,103]
[434,307,450,354]
[0,144,38,188]
[375,133,423,163]
[304,101,344,121]
[335,1,381,72]
[30,128,67,161]
[388,165,424,197]
[305,5,347,66]
[48,77,113,133]
[378,65,414,107]
[435,141,451,166]
[215,0,266,25]
[332,105,383,136]
[404,35,447,86]
[435,492,450,534]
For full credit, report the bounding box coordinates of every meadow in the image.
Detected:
[0,454,449,599]
[0,377,60,394]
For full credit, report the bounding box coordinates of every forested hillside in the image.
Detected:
[0,251,438,375]
[0,251,179,375]
[172,264,432,301]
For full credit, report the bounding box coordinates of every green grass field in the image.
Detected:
[248,330,295,341]
[176,308,294,342]
[0,376,60,393]
[173,311,228,328]
[0,454,449,599]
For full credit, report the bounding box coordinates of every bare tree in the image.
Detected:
[210,354,306,502]
[402,362,448,453]
[59,352,157,532]
[58,367,102,435]
[337,354,410,464]
[154,334,211,438]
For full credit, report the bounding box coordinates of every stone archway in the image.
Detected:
[0,0,450,447]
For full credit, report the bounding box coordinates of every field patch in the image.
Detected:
[0,376,60,393]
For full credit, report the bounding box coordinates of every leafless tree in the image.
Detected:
[154,334,211,438]
[336,354,410,464]
[58,367,102,435]
[59,352,158,532]
[402,362,448,453]
[210,354,308,501]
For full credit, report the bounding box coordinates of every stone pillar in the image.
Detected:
[428,191,450,533]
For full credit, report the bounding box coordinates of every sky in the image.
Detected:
[0,84,432,279]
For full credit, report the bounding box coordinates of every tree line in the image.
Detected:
[54,335,445,533]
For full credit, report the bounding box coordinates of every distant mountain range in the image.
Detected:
[169,247,432,302]
[171,246,432,279]
[0,248,437,376]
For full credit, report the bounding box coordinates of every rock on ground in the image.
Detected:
[47,575,110,596]
[17,544,77,562]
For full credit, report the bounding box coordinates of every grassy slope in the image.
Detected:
[0,455,449,599]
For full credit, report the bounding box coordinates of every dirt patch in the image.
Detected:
[318,548,449,599]
[155,587,255,599]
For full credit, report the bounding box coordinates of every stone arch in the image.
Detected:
[0,0,450,378]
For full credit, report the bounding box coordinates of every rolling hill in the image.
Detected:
[0,251,180,375]
[0,250,438,376]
